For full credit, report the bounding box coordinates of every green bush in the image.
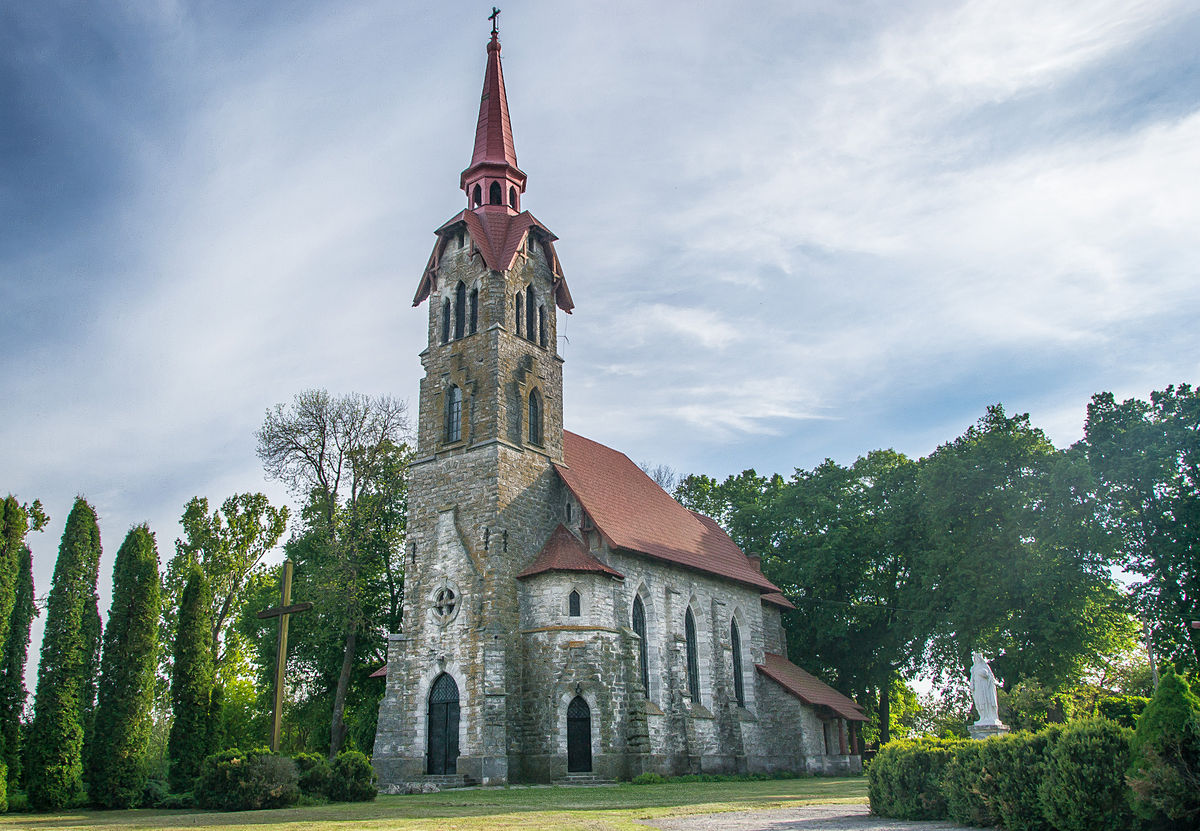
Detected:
[139,777,169,809]
[294,752,332,799]
[328,751,376,802]
[1039,718,1132,831]
[1127,672,1200,830]
[632,772,666,784]
[158,792,195,810]
[868,737,962,820]
[941,738,1001,827]
[194,748,298,811]
[1097,694,1149,729]
[988,726,1061,831]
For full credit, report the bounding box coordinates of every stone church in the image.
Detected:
[372,29,865,788]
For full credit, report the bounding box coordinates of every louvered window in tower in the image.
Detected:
[472,184,482,208]
[525,286,536,342]
[469,288,478,335]
[454,281,466,339]
[632,595,648,694]
[509,186,517,209]
[731,618,745,707]
[445,385,462,444]
[685,608,700,701]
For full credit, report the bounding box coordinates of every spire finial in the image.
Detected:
[489,7,500,36]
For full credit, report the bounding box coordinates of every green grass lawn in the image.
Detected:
[1,777,867,831]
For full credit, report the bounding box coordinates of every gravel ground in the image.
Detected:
[644,803,976,831]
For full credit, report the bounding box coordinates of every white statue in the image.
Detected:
[970,652,1003,727]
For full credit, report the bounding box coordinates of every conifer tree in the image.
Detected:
[0,545,36,790]
[78,538,103,768]
[0,496,30,810]
[27,498,102,810]
[87,526,160,808]
[167,563,214,793]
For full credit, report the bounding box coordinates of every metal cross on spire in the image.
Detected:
[489,7,501,35]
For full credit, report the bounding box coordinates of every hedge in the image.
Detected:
[867,737,963,820]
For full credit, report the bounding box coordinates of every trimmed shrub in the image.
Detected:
[194,748,298,811]
[1038,718,1132,831]
[941,738,1001,827]
[868,737,962,820]
[1127,671,1200,829]
[294,752,332,799]
[632,772,666,784]
[1097,694,1149,729]
[328,751,376,802]
[989,726,1061,831]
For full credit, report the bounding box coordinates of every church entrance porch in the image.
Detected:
[567,695,593,772]
[427,673,460,775]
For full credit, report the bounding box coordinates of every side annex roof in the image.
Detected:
[756,652,866,721]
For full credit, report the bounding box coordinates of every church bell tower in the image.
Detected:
[373,24,575,788]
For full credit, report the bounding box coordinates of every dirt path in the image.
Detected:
[644,803,975,831]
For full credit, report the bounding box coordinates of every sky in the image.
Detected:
[3,1,1199,690]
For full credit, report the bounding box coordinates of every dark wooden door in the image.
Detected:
[567,695,592,772]
[427,674,460,775]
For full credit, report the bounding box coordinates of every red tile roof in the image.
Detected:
[756,653,865,721]
[555,432,782,594]
[413,209,574,313]
[369,664,387,678]
[761,591,796,610]
[469,33,518,172]
[517,524,624,580]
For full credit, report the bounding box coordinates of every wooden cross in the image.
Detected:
[489,7,501,35]
[257,558,313,752]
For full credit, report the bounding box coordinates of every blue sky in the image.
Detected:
[3,1,1199,685]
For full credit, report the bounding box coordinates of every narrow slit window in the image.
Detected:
[441,299,451,344]
[472,184,482,208]
[528,389,542,445]
[633,595,648,694]
[445,385,462,443]
[685,608,700,701]
[731,618,745,707]
[526,286,536,342]
[469,288,479,335]
[509,186,517,209]
[568,590,581,617]
[538,306,547,347]
[515,291,523,336]
[454,281,466,339]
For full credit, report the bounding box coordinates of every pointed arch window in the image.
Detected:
[684,608,700,701]
[515,291,523,336]
[525,286,536,342]
[632,595,648,694]
[472,184,482,208]
[509,186,518,209]
[489,181,502,205]
[441,299,451,344]
[538,306,547,348]
[568,589,581,617]
[445,385,462,444]
[731,618,745,707]
[469,288,479,335]
[528,389,543,446]
[454,281,466,339]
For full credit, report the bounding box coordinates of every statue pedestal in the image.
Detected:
[968,722,1009,741]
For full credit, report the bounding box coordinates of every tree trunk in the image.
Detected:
[879,682,891,746]
[329,623,357,758]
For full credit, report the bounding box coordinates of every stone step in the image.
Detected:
[553,773,616,786]
[422,774,471,787]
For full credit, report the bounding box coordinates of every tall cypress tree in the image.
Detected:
[87,526,160,808]
[78,529,103,771]
[27,498,102,810]
[167,563,214,793]
[0,496,29,810]
[0,545,36,790]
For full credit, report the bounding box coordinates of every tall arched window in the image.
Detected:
[454,281,466,339]
[509,186,517,209]
[489,181,502,205]
[472,184,482,208]
[731,618,745,707]
[684,608,700,701]
[525,286,536,342]
[441,299,451,344]
[469,288,479,335]
[445,385,462,443]
[528,389,542,445]
[515,291,523,336]
[538,306,547,347]
[632,595,648,694]
[568,589,581,617]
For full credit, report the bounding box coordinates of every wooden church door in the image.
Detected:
[566,695,592,772]
[427,673,460,775]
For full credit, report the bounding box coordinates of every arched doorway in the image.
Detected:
[566,695,592,772]
[427,673,460,775]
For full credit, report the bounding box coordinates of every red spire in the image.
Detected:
[461,31,527,213]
